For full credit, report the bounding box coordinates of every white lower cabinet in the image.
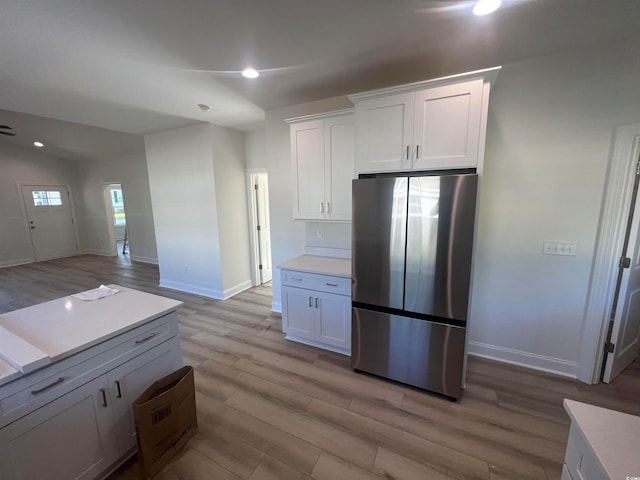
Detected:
[107,341,178,455]
[281,268,351,354]
[0,374,119,480]
[0,331,182,480]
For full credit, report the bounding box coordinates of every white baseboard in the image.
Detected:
[271,301,282,314]
[0,258,33,268]
[81,249,113,257]
[159,279,223,300]
[468,341,578,378]
[223,280,252,300]
[130,255,158,265]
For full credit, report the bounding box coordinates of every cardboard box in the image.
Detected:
[133,365,198,479]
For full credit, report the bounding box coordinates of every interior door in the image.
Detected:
[603,170,640,382]
[21,185,77,261]
[255,173,272,283]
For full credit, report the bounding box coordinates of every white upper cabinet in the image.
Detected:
[353,92,414,172]
[350,67,500,174]
[288,110,355,221]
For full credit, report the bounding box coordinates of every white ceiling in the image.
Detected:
[1,0,640,161]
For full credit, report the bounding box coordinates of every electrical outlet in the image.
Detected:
[542,240,577,256]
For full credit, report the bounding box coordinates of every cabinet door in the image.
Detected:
[282,286,315,340]
[314,290,351,351]
[291,120,326,220]
[412,79,483,170]
[107,338,181,455]
[0,375,119,480]
[324,114,355,221]
[355,92,414,174]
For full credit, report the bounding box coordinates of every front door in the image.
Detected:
[21,185,77,261]
[603,156,640,382]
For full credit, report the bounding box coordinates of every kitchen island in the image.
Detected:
[0,285,183,480]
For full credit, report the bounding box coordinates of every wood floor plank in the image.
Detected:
[195,392,322,475]
[307,397,488,480]
[373,447,449,480]
[350,397,550,479]
[233,356,351,409]
[154,447,242,480]
[199,358,313,411]
[225,389,378,470]
[311,452,384,480]
[274,355,405,408]
[249,455,312,480]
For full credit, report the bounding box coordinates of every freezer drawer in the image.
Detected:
[351,307,465,398]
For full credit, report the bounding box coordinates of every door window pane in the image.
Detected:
[31,190,63,206]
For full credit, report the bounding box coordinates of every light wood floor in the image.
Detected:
[1,255,639,480]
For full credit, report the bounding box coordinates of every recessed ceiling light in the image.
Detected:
[33,141,44,148]
[473,0,501,16]
[241,67,259,79]
[197,103,211,112]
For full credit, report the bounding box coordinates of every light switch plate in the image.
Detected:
[542,240,577,256]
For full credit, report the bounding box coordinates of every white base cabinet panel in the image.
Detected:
[281,267,351,355]
[0,375,119,480]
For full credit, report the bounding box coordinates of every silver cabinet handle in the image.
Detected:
[31,377,64,395]
[326,203,331,213]
[406,145,410,160]
[325,282,338,287]
[135,332,157,344]
[99,388,108,407]
[115,380,122,399]
[315,297,319,308]
[416,144,419,159]
[291,277,302,282]
[308,296,313,307]
[320,203,325,213]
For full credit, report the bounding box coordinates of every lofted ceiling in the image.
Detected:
[1,0,640,161]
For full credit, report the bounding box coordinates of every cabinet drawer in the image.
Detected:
[282,269,351,296]
[0,314,177,425]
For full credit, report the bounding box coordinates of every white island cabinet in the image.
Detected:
[562,399,640,480]
[280,255,351,355]
[0,285,184,480]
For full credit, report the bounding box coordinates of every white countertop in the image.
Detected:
[279,255,351,277]
[563,399,640,479]
[0,285,182,385]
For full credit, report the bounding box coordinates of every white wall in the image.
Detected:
[265,96,353,312]
[266,38,640,377]
[76,154,157,263]
[145,123,252,299]
[0,144,81,267]
[211,124,253,296]
[244,128,266,169]
[468,37,640,376]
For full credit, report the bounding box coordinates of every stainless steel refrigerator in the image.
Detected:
[351,173,478,399]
